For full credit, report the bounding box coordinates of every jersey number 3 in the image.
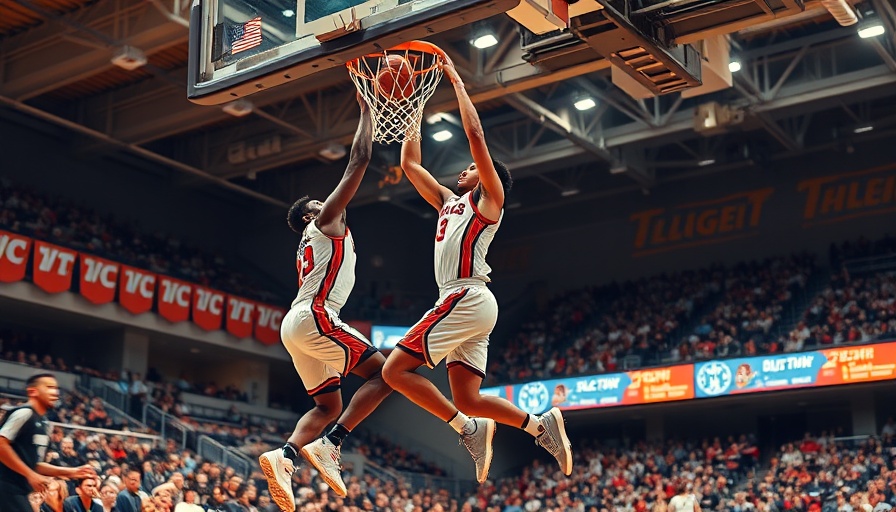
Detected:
[298,246,315,286]
[435,218,448,242]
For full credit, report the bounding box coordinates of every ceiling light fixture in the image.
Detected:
[698,158,716,167]
[432,129,453,142]
[574,97,597,111]
[858,23,885,38]
[282,9,295,17]
[853,125,874,133]
[728,61,742,73]
[560,188,580,197]
[471,34,498,49]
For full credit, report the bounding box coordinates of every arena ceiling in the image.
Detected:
[1,0,896,217]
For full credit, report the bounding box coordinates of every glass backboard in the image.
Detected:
[188,0,521,105]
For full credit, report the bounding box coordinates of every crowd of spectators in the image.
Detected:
[679,254,815,361]
[0,177,281,303]
[794,270,896,351]
[486,256,805,385]
[484,244,896,387]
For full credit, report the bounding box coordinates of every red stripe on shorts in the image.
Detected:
[308,376,341,396]
[311,238,371,374]
[398,288,469,367]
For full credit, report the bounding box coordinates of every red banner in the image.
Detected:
[33,240,77,293]
[254,304,285,345]
[192,286,225,331]
[79,254,119,304]
[157,276,192,323]
[0,230,32,283]
[118,265,156,314]
[226,295,256,339]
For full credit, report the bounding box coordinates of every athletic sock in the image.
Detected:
[282,443,300,465]
[326,424,351,447]
[521,414,545,437]
[448,411,472,434]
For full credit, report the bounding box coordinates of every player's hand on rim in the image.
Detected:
[433,47,462,85]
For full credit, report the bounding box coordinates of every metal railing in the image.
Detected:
[84,378,129,412]
[351,454,477,496]
[180,400,295,431]
[844,254,896,275]
[142,404,193,450]
[0,376,27,394]
[101,400,152,433]
[197,435,253,477]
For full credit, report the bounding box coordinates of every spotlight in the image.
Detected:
[858,23,885,38]
[574,97,597,111]
[432,130,453,142]
[471,34,498,49]
[728,61,742,73]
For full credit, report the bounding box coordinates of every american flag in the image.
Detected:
[231,16,262,55]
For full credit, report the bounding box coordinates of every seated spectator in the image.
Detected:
[62,478,102,512]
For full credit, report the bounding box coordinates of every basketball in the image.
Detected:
[375,54,415,100]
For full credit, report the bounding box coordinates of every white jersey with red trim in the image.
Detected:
[291,221,356,313]
[433,191,502,289]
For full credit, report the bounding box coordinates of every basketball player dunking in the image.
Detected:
[259,94,392,510]
[381,51,573,483]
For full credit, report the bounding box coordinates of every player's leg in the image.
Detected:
[382,348,459,420]
[447,361,572,476]
[383,286,498,483]
[337,350,392,430]
[300,315,386,497]
[260,309,343,511]
[381,288,472,421]
[447,287,573,476]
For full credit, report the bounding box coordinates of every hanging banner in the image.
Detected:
[254,303,285,345]
[226,295,256,339]
[79,254,119,305]
[32,240,77,293]
[118,265,156,314]
[157,276,192,323]
[192,285,225,331]
[0,230,32,283]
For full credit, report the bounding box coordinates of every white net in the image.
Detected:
[347,41,445,144]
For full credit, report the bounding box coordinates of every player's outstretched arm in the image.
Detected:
[438,51,504,218]
[400,139,453,210]
[317,94,374,231]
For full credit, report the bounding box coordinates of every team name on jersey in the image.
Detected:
[439,202,466,217]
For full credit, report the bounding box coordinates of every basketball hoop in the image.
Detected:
[347,41,445,144]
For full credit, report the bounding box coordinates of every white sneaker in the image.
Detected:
[459,418,496,483]
[259,448,296,512]
[301,437,347,497]
[535,407,573,476]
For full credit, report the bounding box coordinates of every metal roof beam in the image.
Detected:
[1,0,188,100]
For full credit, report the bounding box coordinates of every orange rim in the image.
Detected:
[346,40,445,77]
